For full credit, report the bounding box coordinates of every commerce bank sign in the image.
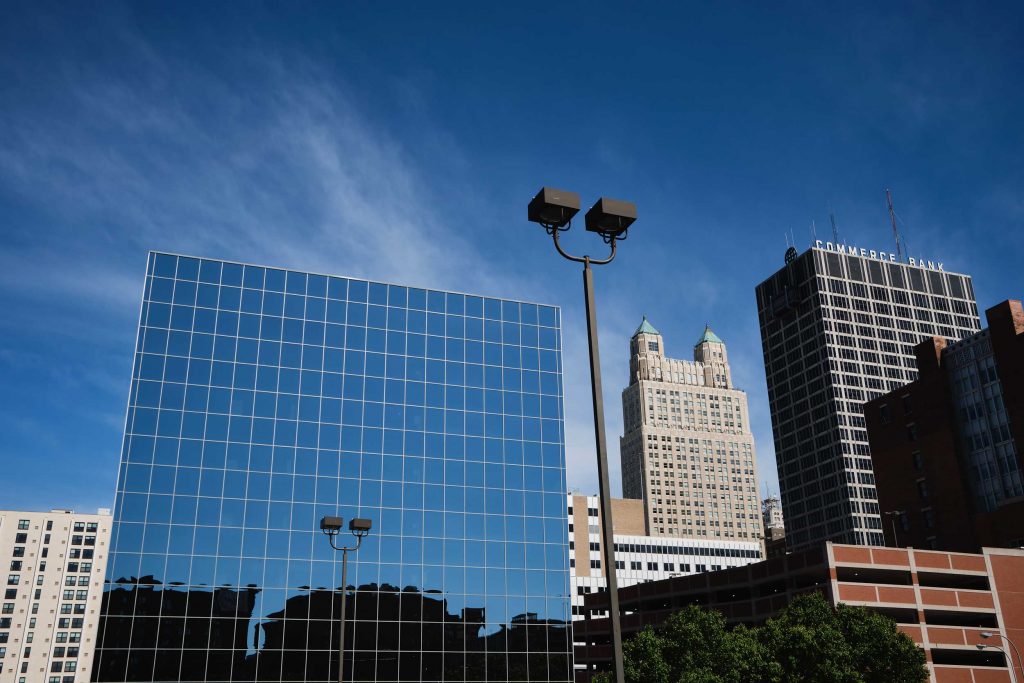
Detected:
[814,240,944,272]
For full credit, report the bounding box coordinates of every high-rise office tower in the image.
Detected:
[0,508,112,683]
[619,319,764,546]
[755,242,980,550]
[94,253,572,683]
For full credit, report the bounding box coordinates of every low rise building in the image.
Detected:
[575,543,1024,683]
[0,509,111,683]
[567,494,760,619]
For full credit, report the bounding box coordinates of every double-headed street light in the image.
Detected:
[882,510,905,548]
[979,631,1024,683]
[528,187,637,683]
[320,516,373,683]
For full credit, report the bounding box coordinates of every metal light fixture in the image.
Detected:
[320,515,373,683]
[528,186,637,683]
[979,632,1024,682]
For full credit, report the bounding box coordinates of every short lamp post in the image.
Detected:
[979,631,1024,683]
[882,510,904,548]
[528,187,636,683]
[320,516,372,683]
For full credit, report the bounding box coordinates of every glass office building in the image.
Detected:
[94,253,572,682]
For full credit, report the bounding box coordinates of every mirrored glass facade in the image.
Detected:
[94,253,571,682]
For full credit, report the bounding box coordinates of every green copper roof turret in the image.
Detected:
[632,316,660,337]
[695,325,723,346]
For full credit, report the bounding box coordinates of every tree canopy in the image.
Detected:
[592,593,927,683]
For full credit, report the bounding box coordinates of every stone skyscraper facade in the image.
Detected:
[619,319,763,547]
[755,243,980,551]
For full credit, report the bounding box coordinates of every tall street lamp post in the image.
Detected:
[320,516,373,683]
[528,187,637,683]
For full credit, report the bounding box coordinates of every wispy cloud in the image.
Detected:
[0,25,631,504]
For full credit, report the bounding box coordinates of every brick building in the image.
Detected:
[864,300,1024,552]
[575,543,1024,683]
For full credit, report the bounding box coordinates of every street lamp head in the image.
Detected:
[320,516,343,533]
[349,518,372,536]
[528,187,580,230]
[981,631,993,638]
[585,197,637,242]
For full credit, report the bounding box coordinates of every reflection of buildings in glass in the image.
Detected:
[94,254,572,682]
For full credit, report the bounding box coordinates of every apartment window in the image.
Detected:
[51,663,63,673]
[45,521,52,531]
[17,520,29,530]
[14,534,27,544]
[922,509,934,529]
[906,424,918,442]
[590,560,601,569]
[86,523,98,532]
[8,562,21,571]
[665,563,675,571]
[647,562,658,570]
[3,590,14,600]
[902,395,913,414]
[6,575,18,586]
[55,633,67,643]
[82,550,94,559]
[64,661,77,672]
[1,604,13,615]
[77,577,89,587]
[917,480,929,501]
[614,560,624,570]
[58,619,70,628]
[73,523,85,532]
[68,550,80,559]
[630,561,641,570]
[0,647,6,658]
[912,451,923,471]
[12,548,24,558]
[70,536,82,546]
[69,632,81,643]
[84,536,96,546]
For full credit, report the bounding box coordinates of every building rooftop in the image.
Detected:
[695,325,723,346]
[632,316,660,337]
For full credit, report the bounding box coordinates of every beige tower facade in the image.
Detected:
[0,509,111,683]
[620,318,764,546]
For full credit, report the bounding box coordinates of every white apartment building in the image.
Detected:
[619,319,764,547]
[0,510,111,683]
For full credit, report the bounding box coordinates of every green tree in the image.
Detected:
[594,593,927,683]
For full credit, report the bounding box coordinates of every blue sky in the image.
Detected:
[1,2,1021,513]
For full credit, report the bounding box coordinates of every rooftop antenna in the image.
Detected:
[811,220,817,242]
[828,203,840,243]
[886,189,903,262]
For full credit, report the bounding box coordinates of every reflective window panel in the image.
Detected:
[94,253,571,683]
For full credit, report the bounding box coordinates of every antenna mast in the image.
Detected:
[829,208,839,243]
[886,189,903,262]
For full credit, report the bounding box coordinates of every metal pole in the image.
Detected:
[582,258,625,683]
[339,548,349,683]
[890,515,898,548]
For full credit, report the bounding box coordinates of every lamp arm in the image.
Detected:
[550,224,617,265]
[325,532,364,553]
